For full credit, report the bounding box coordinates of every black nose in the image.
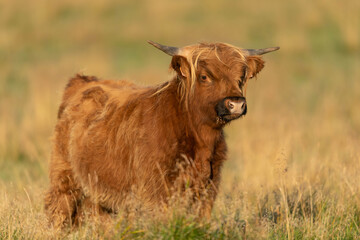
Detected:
[216,97,248,120]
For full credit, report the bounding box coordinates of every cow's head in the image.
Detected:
[149,41,279,128]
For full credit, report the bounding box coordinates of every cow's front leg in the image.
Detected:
[202,137,227,218]
[194,147,212,184]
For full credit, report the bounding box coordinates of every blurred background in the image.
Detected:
[0,0,359,237]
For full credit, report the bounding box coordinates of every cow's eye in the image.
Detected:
[200,75,211,83]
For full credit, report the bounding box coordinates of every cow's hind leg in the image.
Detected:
[44,161,82,229]
[44,122,83,228]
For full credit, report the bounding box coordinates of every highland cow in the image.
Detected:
[44,41,279,227]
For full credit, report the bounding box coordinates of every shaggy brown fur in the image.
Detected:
[44,42,270,228]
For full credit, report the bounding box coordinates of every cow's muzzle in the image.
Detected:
[215,97,247,123]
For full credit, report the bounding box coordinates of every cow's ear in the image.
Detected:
[171,55,191,79]
[246,56,265,79]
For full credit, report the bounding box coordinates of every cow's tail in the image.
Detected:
[57,74,99,119]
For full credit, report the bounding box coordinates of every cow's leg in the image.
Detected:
[44,122,83,229]
[201,137,227,219]
[194,145,212,180]
[74,196,113,227]
[44,161,82,228]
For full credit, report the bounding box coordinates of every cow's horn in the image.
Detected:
[243,47,280,56]
[148,40,180,56]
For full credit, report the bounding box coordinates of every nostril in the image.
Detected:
[228,102,234,109]
[241,102,246,110]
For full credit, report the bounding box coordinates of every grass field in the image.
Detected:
[0,0,359,239]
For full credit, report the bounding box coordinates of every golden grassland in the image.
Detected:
[0,0,359,239]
